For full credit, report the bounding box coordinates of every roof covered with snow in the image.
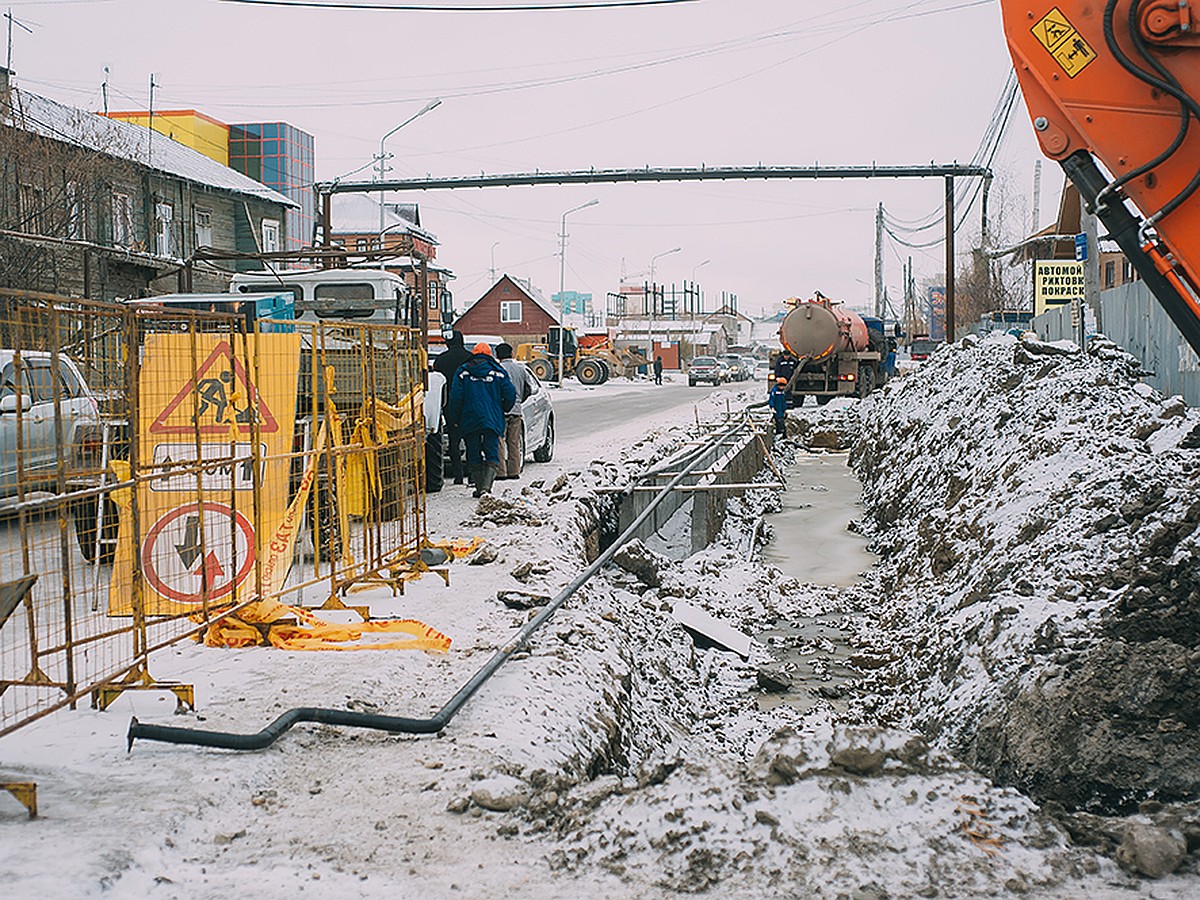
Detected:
[6,86,296,208]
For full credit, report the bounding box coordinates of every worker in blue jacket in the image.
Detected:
[447,342,517,497]
[768,376,789,435]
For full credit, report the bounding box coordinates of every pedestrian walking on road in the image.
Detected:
[495,343,532,480]
[433,330,473,484]
[653,355,664,385]
[447,342,516,497]
[768,376,789,436]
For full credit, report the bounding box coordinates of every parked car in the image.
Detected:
[754,359,772,381]
[520,369,555,463]
[1,350,102,500]
[719,354,748,382]
[687,356,723,387]
[909,336,943,361]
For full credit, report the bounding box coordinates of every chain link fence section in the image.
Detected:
[0,292,429,736]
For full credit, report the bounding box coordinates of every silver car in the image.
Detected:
[1,350,102,500]
[520,369,555,462]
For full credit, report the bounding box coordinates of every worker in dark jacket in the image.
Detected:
[433,330,473,484]
[447,342,517,497]
[768,376,788,435]
[653,355,664,385]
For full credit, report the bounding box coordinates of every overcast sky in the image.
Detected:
[7,0,1061,317]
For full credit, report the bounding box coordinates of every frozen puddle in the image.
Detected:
[759,451,876,585]
[756,451,875,713]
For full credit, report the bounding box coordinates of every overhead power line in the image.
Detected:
[217,0,699,10]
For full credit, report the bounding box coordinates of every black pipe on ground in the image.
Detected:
[127,418,753,752]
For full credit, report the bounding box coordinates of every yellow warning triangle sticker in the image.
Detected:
[149,340,280,435]
[1033,7,1074,52]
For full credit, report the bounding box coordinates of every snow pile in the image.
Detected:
[851,333,1200,812]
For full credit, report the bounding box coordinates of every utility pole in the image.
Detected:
[101,66,109,116]
[945,176,956,340]
[5,9,32,73]
[147,73,157,167]
[1082,193,1100,347]
[875,202,884,318]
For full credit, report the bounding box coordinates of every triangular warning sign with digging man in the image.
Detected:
[150,341,279,435]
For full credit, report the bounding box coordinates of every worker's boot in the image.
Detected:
[474,464,498,498]
[467,466,482,493]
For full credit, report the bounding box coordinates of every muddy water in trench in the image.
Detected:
[756,452,876,713]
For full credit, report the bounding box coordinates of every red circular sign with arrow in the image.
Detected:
[141,501,256,604]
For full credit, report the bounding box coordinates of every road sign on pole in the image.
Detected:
[1075,233,1088,262]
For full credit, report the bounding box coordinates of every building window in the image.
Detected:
[66,181,85,240]
[261,218,280,253]
[500,300,522,323]
[111,190,134,247]
[195,208,213,248]
[1123,259,1135,282]
[1104,260,1115,289]
[355,238,368,252]
[428,282,438,310]
[155,202,174,257]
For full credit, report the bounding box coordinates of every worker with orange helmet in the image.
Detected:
[768,375,789,435]
[447,341,517,497]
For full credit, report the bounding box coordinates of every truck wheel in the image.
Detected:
[425,428,445,493]
[595,359,611,384]
[533,415,555,462]
[529,358,555,381]
[576,358,605,385]
[857,364,876,398]
[815,395,832,406]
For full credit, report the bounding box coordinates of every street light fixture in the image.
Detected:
[648,246,681,352]
[557,199,599,384]
[691,259,710,316]
[377,98,442,267]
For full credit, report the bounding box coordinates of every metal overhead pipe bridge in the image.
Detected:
[315,163,992,334]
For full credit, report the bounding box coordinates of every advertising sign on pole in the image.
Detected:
[1034,260,1085,316]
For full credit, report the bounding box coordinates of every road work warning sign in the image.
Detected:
[110,332,300,616]
[1034,260,1085,317]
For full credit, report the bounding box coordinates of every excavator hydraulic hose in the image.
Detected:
[127,418,751,752]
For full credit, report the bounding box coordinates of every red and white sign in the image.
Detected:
[141,501,256,605]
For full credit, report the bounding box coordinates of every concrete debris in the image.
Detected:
[610,538,669,587]
[1116,824,1187,878]
[469,775,530,813]
[465,541,499,565]
[755,663,794,693]
[497,589,550,610]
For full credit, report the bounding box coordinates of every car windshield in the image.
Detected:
[692,357,716,366]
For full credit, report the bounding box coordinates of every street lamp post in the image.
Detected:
[557,199,599,384]
[376,98,442,267]
[489,240,500,285]
[648,246,681,356]
[691,259,710,317]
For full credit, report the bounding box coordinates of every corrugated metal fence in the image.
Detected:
[1033,281,1200,406]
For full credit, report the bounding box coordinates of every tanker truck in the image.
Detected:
[772,293,888,405]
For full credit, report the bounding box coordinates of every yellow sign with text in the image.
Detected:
[1034,260,1085,317]
[109,332,300,616]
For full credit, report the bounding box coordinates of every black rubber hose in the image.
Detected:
[128,418,749,752]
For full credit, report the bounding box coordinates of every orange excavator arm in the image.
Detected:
[1002,1,1200,353]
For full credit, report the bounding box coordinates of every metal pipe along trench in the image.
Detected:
[127,418,754,752]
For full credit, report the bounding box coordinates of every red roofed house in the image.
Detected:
[455,274,560,346]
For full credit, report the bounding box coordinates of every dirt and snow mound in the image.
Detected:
[851,332,1200,813]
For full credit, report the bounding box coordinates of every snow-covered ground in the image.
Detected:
[2,354,1199,898]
